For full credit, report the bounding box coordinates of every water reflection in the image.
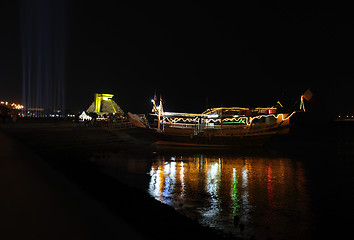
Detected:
[148,154,313,239]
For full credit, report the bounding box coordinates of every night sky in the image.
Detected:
[1,1,354,115]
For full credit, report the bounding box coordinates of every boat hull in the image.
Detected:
[128,111,292,149]
[142,127,280,148]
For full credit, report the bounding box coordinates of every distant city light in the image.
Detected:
[337,114,354,120]
[0,101,24,110]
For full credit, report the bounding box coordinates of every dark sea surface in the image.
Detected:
[96,145,354,240]
[147,153,312,239]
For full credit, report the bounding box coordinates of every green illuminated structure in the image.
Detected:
[86,93,124,116]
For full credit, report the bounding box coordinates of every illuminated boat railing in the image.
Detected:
[161,121,281,136]
[163,122,195,129]
[163,121,279,129]
[105,119,135,129]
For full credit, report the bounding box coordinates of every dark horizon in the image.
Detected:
[1,2,354,115]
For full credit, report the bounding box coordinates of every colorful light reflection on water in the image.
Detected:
[148,154,313,239]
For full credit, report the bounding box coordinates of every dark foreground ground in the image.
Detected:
[2,119,354,240]
[0,122,235,240]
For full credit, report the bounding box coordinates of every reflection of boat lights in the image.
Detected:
[242,167,248,188]
[204,161,221,217]
[170,162,176,178]
[180,162,185,198]
[163,175,171,199]
[241,167,250,218]
[146,155,310,237]
[207,163,220,194]
[148,166,163,200]
[164,162,170,175]
[232,168,240,215]
[266,165,276,225]
[162,161,177,201]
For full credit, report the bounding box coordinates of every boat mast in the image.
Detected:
[220,108,223,134]
[158,109,161,131]
[158,95,164,131]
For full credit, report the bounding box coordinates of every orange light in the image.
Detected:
[0,100,24,110]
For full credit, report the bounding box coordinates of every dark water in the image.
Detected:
[148,154,313,239]
[97,149,354,240]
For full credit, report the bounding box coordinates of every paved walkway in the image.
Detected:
[0,129,145,240]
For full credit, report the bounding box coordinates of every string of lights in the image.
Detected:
[151,98,295,128]
[0,101,24,110]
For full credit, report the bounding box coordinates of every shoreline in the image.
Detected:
[0,122,238,240]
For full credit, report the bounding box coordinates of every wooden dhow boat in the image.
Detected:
[128,97,296,148]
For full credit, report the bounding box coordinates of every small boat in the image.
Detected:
[129,98,296,148]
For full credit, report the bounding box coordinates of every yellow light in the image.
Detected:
[0,101,24,110]
[93,93,116,113]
